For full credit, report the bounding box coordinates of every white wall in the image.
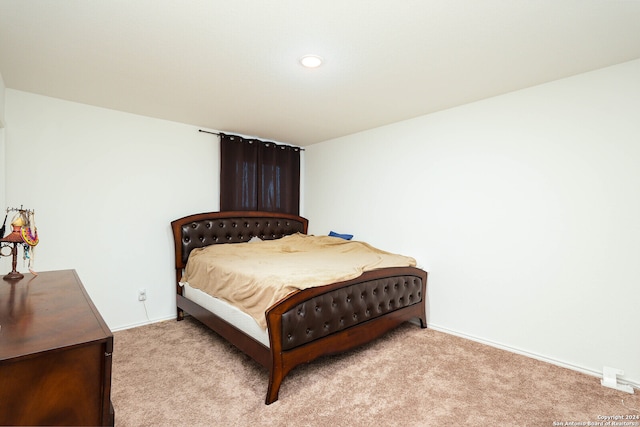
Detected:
[0,73,5,250]
[4,90,220,330]
[305,59,640,387]
[0,72,5,125]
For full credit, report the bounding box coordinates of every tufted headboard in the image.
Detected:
[171,211,309,271]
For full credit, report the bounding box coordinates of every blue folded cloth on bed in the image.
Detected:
[329,231,353,240]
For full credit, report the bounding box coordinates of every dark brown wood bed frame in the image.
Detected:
[171,210,428,404]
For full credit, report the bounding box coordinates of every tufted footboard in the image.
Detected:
[280,273,424,350]
[265,267,427,404]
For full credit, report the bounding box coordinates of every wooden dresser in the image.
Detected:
[0,270,114,426]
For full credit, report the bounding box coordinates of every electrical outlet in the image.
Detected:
[138,288,147,302]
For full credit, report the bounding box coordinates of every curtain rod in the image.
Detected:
[198,129,305,151]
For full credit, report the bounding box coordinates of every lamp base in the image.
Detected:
[0,239,24,282]
[3,271,24,281]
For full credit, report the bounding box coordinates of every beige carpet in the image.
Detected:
[111,317,639,426]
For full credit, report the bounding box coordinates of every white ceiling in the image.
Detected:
[1,1,639,146]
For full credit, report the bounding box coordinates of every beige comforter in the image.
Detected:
[182,233,416,329]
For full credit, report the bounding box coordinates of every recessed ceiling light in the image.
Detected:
[299,55,323,68]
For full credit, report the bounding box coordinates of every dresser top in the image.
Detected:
[0,269,113,361]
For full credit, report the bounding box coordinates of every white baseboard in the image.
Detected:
[110,313,176,332]
[425,322,639,391]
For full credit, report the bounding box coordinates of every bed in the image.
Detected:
[171,211,428,404]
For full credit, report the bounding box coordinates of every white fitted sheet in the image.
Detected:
[181,282,270,347]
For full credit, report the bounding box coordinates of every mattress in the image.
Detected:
[181,282,270,347]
